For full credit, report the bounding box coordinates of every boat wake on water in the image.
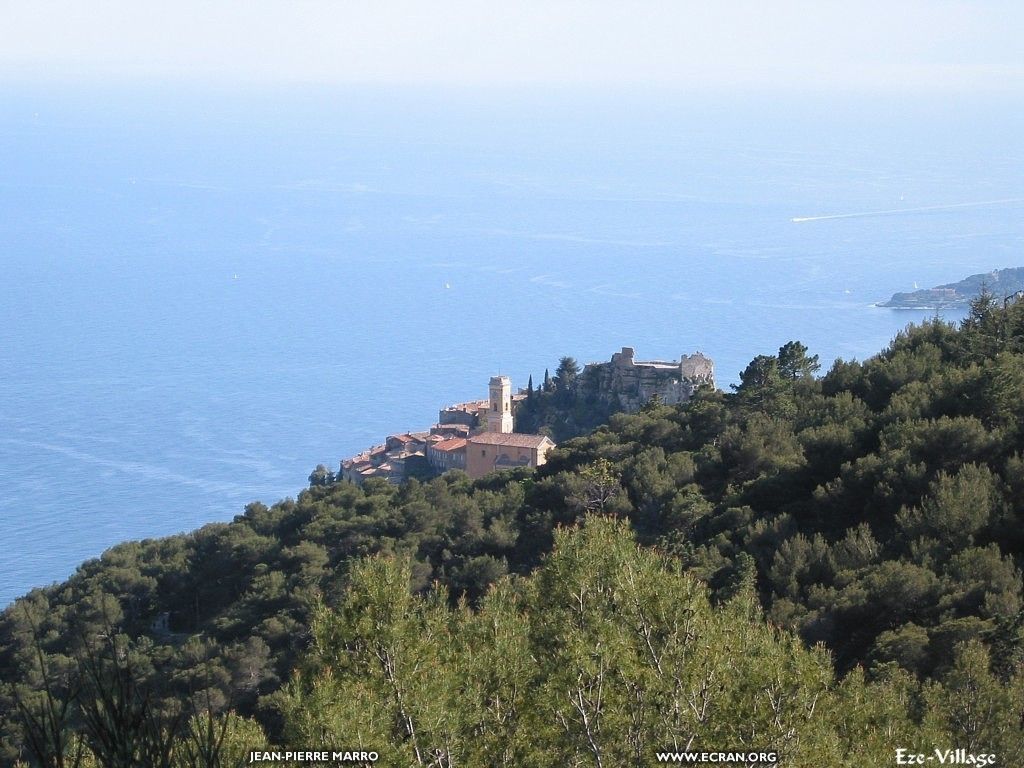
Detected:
[791,197,1024,223]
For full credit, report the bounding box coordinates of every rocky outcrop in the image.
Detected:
[880,267,1024,309]
[580,347,714,413]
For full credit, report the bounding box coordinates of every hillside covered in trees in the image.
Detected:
[2,291,1024,765]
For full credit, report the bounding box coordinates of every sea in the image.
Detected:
[2,84,1023,606]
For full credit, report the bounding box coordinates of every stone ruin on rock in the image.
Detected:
[581,346,715,413]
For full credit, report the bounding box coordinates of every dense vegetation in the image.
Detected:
[2,291,1024,765]
[284,518,1024,766]
[513,355,618,441]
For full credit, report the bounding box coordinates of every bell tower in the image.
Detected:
[487,376,513,433]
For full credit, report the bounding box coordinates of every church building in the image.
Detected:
[463,375,555,478]
[465,431,555,479]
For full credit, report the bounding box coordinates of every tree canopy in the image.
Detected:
[4,295,1024,764]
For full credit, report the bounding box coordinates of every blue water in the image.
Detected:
[2,85,1023,606]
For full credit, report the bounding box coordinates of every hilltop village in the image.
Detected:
[14,295,1024,763]
[339,375,555,483]
[336,347,715,485]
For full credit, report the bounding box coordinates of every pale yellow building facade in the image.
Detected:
[465,432,555,479]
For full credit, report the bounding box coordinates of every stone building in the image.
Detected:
[486,375,514,433]
[465,432,555,479]
[437,399,489,428]
[438,388,527,435]
[426,437,467,472]
[430,423,471,439]
[581,347,715,413]
[386,433,427,453]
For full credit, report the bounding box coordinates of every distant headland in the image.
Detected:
[880,266,1024,309]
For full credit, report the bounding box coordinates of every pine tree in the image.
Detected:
[777,340,820,380]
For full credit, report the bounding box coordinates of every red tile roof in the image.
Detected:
[432,438,468,453]
[468,432,555,449]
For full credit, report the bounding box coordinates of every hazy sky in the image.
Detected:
[2,0,1023,91]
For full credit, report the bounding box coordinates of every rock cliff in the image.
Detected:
[580,347,715,413]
